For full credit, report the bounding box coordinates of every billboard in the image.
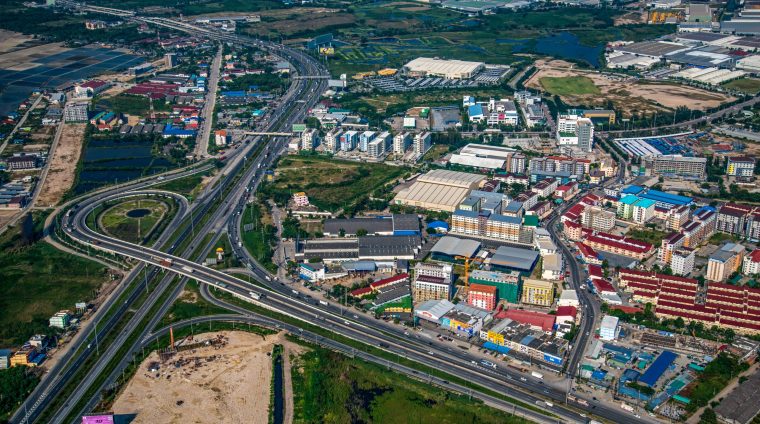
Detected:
[319,47,335,56]
[291,124,306,133]
[82,415,114,424]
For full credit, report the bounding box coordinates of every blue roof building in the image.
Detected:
[468,104,484,119]
[162,124,196,139]
[640,350,677,387]
[221,90,246,97]
[619,194,639,205]
[621,185,646,195]
[633,198,656,209]
[639,190,692,207]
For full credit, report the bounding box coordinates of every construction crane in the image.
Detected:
[454,255,484,292]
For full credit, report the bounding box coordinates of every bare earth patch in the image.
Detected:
[113,331,304,424]
[526,59,735,115]
[36,123,86,207]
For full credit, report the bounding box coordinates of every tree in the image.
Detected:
[673,316,685,329]
[338,228,345,238]
[356,228,368,237]
[20,213,34,245]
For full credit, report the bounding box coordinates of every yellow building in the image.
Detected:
[521,278,555,307]
[10,348,36,367]
[582,109,616,125]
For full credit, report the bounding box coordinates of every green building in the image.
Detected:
[468,269,521,303]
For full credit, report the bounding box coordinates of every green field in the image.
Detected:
[158,279,230,328]
[291,343,531,424]
[722,78,760,95]
[626,228,668,247]
[261,155,407,213]
[94,94,170,117]
[154,169,213,198]
[0,213,109,347]
[99,199,169,244]
[240,202,277,273]
[539,76,601,96]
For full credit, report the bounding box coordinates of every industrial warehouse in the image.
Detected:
[394,169,487,212]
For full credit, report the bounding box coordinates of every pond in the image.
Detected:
[497,32,604,68]
[272,351,284,424]
[126,209,151,218]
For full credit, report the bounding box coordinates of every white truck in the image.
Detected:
[531,371,544,380]
[249,291,261,300]
[620,402,634,412]
[181,265,194,273]
[319,300,328,306]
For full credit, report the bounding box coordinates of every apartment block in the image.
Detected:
[413,274,452,302]
[744,250,760,276]
[581,206,616,232]
[585,231,654,260]
[468,283,498,311]
[413,132,431,156]
[707,243,746,282]
[645,155,706,179]
[726,156,755,177]
[671,247,695,276]
[469,269,521,303]
[717,203,760,241]
[521,278,555,307]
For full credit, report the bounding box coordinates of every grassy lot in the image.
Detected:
[539,76,601,96]
[722,78,760,95]
[94,94,170,117]
[626,227,668,247]
[708,232,740,245]
[290,343,531,423]
[154,169,214,199]
[99,199,168,244]
[261,155,407,213]
[0,213,109,347]
[207,233,241,270]
[240,202,277,273]
[157,279,230,328]
[421,144,451,162]
[683,353,748,412]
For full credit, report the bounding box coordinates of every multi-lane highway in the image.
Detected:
[14,4,659,424]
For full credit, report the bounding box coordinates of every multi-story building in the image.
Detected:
[717,203,760,242]
[485,98,519,127]
[49,310,70,329]
[413,274,452,302]
[509,153,526,174]
[413,132,431,156]
[375,131,392,153]
[468,283,498,310]
[659,232,685,264]
[292,192,309,207]
[743,249,760,276]
[683,208,716,247]
[414,262,453,280]
[585,231,654,260]
[468,269,521,303]
[521,278,555,307]
[631,198,656,224]
[645,155,707,179]
[531,178,558,197]
[541,253,563,280]
[617,195,638,220]
[581,206,616,232]
[599,315,620,341]
[393,132,412,154]
[63,103,88,122]
[727,156,756,177]
[515,191,539,210]
[619,268,760,335]
[671,247,695,276]
[324,129,341,153]
[359,131,376,152]
[707,243,746,282]
[10,348,36,367]
[367,139,385,158]
[301,128,320,151]
[339,130,358,151]
[577,117,594,152]
[666,205,690,231]
[554,182,579,200]
[0,349,10,370]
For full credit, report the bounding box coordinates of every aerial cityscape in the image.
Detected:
[0,0,759,423]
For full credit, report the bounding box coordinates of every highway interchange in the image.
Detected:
[12,5,656,424]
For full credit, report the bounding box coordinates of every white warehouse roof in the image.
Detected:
[394,170,486,212]
[449,154,505,169]
[404,57,485,79]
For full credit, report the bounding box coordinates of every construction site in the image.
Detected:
[112,330,302,424]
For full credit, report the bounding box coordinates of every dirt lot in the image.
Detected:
[526,59,735,115]
[113,331,303,424]
[36,123,86,207]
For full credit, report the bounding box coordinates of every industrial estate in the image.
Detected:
[0,0,759,424]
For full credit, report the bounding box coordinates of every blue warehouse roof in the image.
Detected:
[640,350,677,387]
[639,190,692,206]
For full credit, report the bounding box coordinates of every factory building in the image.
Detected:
[403,57,485,79]
[394,170,486,212]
